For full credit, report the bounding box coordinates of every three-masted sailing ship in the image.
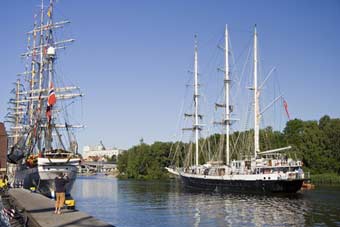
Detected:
[167,25,305,193]
[5,0,83,197]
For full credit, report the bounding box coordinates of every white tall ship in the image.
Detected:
[167,25,305,193]
[5,0,83,197]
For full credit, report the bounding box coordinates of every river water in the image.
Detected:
[71,175,340,227]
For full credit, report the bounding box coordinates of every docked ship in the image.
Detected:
[5,0,83,197]
[167,25,305,193]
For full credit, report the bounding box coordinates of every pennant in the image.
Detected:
[47,6,52,18]
[283,99,291,120]
[47,82,56,106]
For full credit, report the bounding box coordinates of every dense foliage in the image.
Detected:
[117,142,172,179]
[284,116,340,174]
[117,116,340,179]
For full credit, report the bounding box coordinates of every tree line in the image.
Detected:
[117,115,340,180]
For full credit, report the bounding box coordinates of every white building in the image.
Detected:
[82,145,125,161]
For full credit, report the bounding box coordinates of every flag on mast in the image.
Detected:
[47,6,52,18]
[283,98,291,120]
[47,82,56,106]
[46,82,56,124]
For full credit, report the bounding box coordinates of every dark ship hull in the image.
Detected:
[180,175,304,194]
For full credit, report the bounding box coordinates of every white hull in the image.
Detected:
[9,157,80,197]
[37,157,80,197]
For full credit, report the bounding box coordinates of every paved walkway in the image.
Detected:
[9,188,114,227]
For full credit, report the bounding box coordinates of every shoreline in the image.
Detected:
[310,173,340,185]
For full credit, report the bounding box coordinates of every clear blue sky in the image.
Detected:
[0,0,339,150]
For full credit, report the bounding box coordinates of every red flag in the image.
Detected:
[46,83,56,125]
[46,105,52,124]
[283,99,291,120]
[47,82,56,106]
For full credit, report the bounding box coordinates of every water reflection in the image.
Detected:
[71,176,340,227]
[221,194,308,226]
[73,175,118,200]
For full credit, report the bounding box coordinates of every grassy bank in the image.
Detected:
[310,173,340,185]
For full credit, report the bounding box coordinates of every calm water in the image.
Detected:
[71,175,340,227]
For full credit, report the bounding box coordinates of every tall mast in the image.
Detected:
[253,25,260,157]
[38,0,44,92]
[37,0,44,151]
[224,25,230,165]
[14,80,21,144]
[194,35,199,167]
[46,53,54,150]
[28,14,39,127]
[46,0,56,151]
[47,0,55,87]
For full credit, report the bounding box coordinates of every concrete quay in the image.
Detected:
[8,188,114,227]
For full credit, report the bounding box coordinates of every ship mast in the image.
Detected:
[29,15,38,126]
[183,36,202,167]
[194,35,199,167]
[253,25,260,158]
[4,0,84,157]
[37,0,45,152]
[14,80,21,145]
[10,0,83,152]
[215,25,232,165]
[224,25,230,165]
[45,0,55,151]
[5,79,25,145]
[38,0,44,96]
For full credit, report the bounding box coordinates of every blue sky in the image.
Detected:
[0,0,339,150]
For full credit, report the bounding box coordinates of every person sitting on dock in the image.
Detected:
[54,173,69,215]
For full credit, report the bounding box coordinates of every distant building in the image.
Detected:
[82,144,125,162]
[0,123,7,173]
